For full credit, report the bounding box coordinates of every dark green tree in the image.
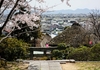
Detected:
[0,37,29,61]
[90,43,100,60]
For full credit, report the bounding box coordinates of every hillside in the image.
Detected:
[49,23,96,47]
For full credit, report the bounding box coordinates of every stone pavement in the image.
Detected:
[27,60,62,70]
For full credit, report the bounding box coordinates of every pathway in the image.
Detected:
[27,60,62,70]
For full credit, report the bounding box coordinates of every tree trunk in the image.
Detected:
[33,38,36,47]
[0,0,4,8]
[0,0,20,36]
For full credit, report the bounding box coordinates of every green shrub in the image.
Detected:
[0,59,7,67]
[65,47,74,54]
[0,38,29,61]
[67,46,91,61]
[57,43,66,50]
[52,50,62,60]
[90,43,100,61]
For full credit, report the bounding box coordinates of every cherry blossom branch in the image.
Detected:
[14,27,41,36]
[0,25,15,43]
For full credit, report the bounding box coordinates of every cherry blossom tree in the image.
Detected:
[0,0,71,43]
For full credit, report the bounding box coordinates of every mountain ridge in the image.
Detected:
[43,9,96,14]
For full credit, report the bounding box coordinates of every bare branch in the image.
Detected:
[89,10,100,40]
[66,0,71,7]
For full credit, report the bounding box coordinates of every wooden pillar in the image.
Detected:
[30,49,33,60]
[50,50,53,60]
[44,50,46,56]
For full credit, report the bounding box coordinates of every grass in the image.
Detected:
[0,62,29,70]
[76,61,100,70]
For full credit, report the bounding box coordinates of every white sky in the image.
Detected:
[29,0,100,10]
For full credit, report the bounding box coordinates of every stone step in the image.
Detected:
[27,61,62,70]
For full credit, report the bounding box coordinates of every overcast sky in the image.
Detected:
[29,0,100,10]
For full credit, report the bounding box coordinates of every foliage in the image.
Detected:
[90,43,100,61]
[0,61,29,70]
[0,37,29,61]
[52,42,100,61]
[65,47,74,54]
[57,43,66,50]
[52,50,63,60]
[52,43,68,60]
[0,59,7,67]
[67,44,100,61]
[67,46,91,61]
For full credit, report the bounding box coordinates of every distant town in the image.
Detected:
[41,13,90,38]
